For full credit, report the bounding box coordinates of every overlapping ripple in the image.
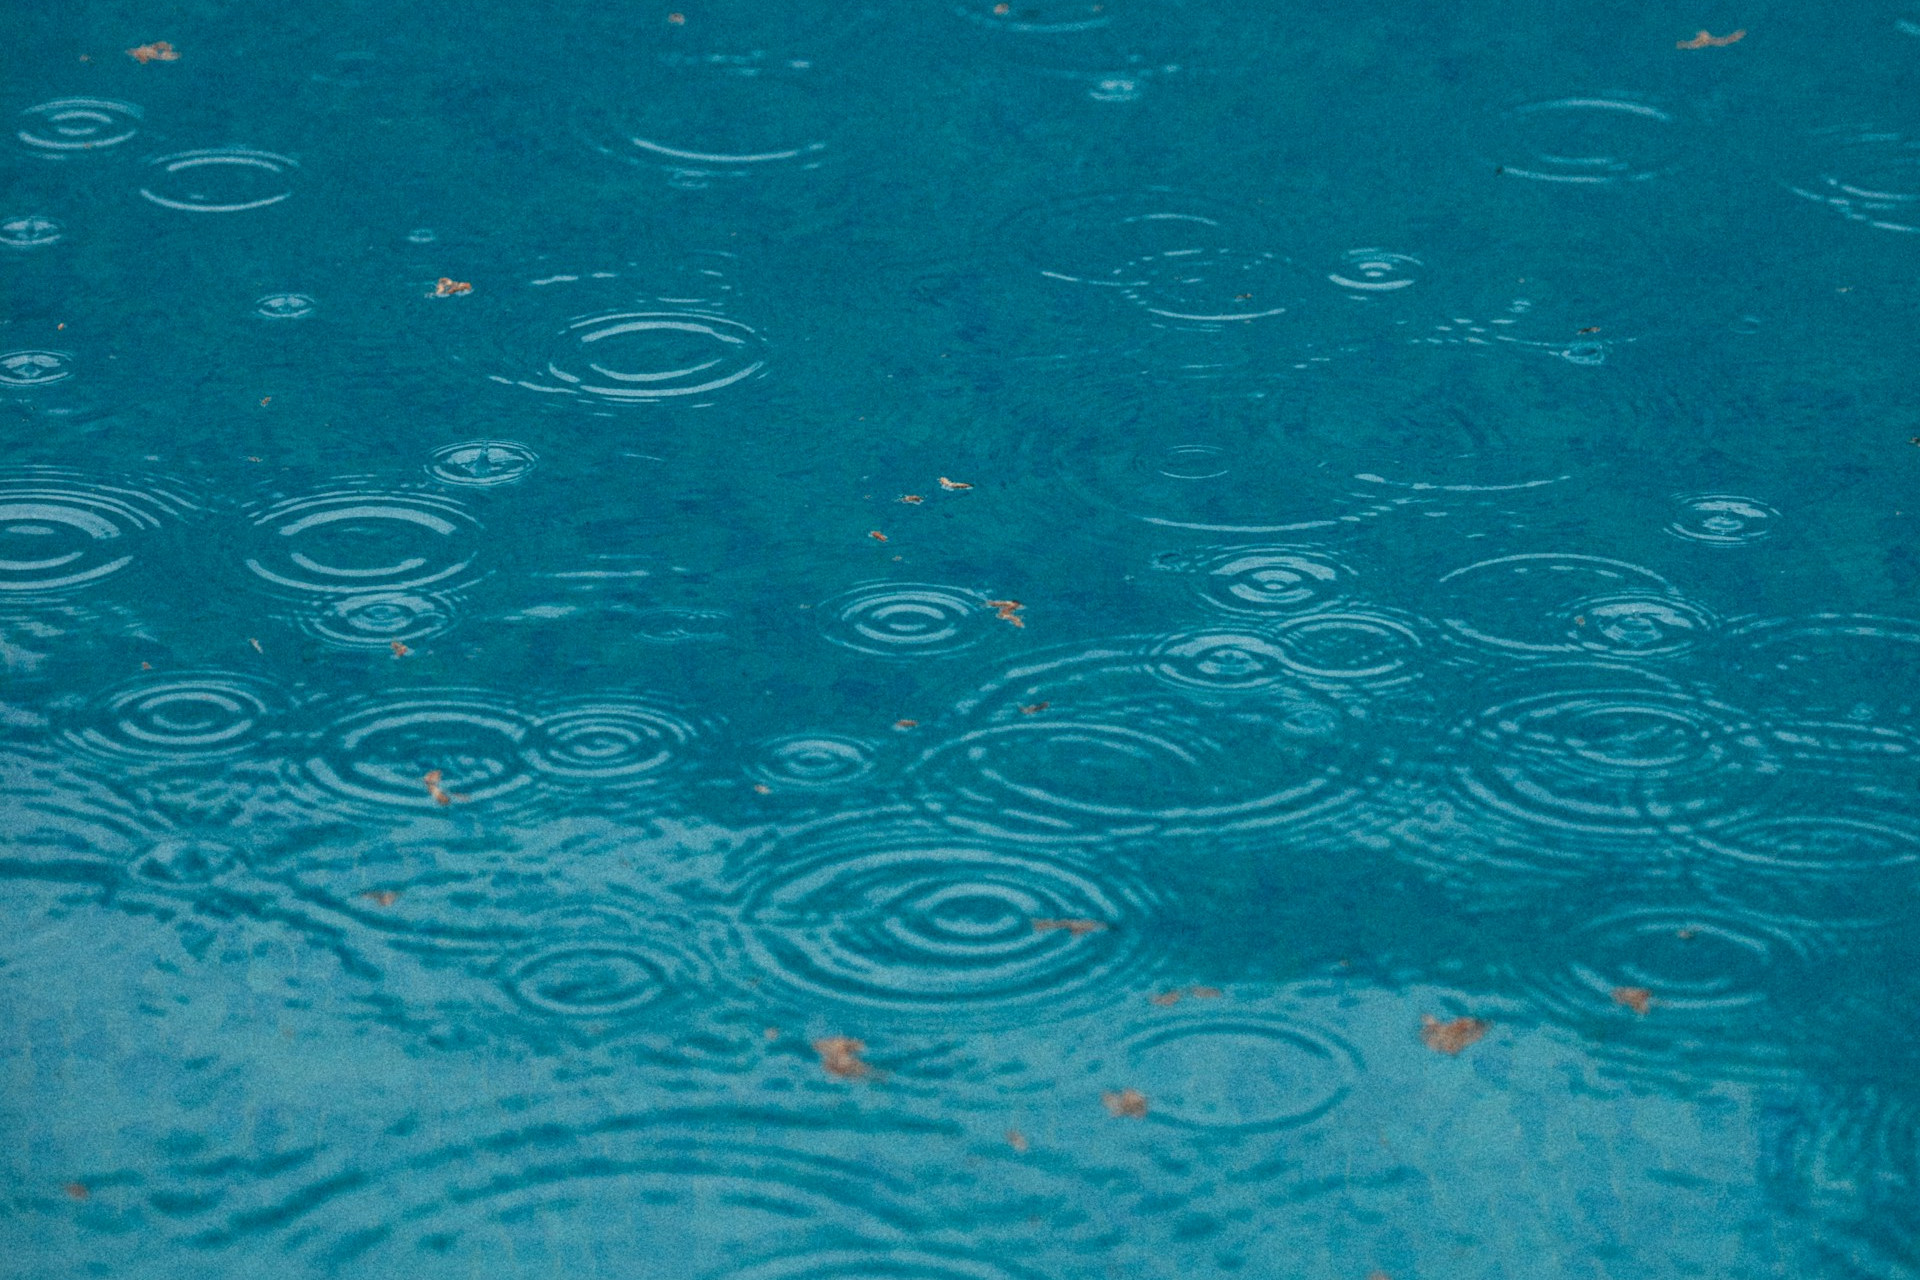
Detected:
[729,812,1159,1027]
[1726,615,1920,723]
[1437,554,1713,659]
[522,696,702,788]
[302,690,534,813]
[244,489,481,596]
[0,468,192,596]
[1162,545,1352,616]
[1789,127,1920,233]
[298,591,457,650]
[748,733,879,791]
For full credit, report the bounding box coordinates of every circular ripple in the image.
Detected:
[0,470,188,594]
[133,838,239,885]
[17,98,141,154]
[726,1250,1032,1280]
[586,68,831,184]
[510,944,670,1018]
[254,292,315,319]
[750,734,878,790]
[1483,96,1678,185]
[734,816,1156,1026]
[1184,546,1350,616]
[1119,248,1297,323]
[996,189,1254,287]
[819,583,994,657]
[1567,591,1716,659]
[1328,248,1423,294]
[244,490,480,596]
[1667,494,1780,546]
[139,148,296,212]
[522,698,699,786]
[1272,609,1428,691]
[63,672,279,764]
[1728,616,1920,722]
[299,591,456,650]
[0,350,74,387]
[1692,813,1920,883]
[1,215,63,248]
[918,645,1370,839]
[500,310,767,405]
[304,693,533,811]
[1453,673,1775,839]
[1790,127,1920,233]
[427,440,538,487]
[1152,631,1292,691]
[1436,554,1695,657]
[1124,1014,1359,1132]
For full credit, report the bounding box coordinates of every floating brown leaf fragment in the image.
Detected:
[753,782,772,795]
[986,599,1025,627]
[422,769,467,805]
[433,277,472,297]
[1019,701,1050,714]
[763,1026,780,1041]
[141,661,152,671]
[814,1035,871,1079]
[938,476,972,490]
[1612,986,1653,1015]
[1421,1014,1489,1055]
[1033,917,1106,937]
[1152,984,1224,1006]
[259,397,271,407]
[390,641,410,658]
[893,718,919,730]
[1150,991,1183,1007]
[359,889,400,907]
[1677,28,1745,47]
[868,530,888,542]
[667,11,686,22]
[899,494,923,504]
[64,1182,88,1200]
[1577,326,1601,334]
[1102,1088,1148,1118]
[1005,1127,1029,1152]
[127,41,180,62]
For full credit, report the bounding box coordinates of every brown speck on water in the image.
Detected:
[1102,1088,1148,1118]
[814,1036,871,1079]
[1421,1014,1489,1055]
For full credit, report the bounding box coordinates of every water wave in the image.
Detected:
[427,440,538,487]
[496,309,767,405]
[301,691,534,813]
[818,582,996,657]
[16,98,141,155]
[1482,96,1679,185]
[0,468,192,595]
[139,149,297,213]
[1,215,64,248]
[1667,494,1780,546]
[1116,1009,1360,1132]
[1436,553,1702,658]
[244,489,481,596]
[60,670,285,765]
[522,696,702,788]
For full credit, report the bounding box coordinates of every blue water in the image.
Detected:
[5,2,1920,1276]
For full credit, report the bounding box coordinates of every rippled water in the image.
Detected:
[5,3,1919,1277]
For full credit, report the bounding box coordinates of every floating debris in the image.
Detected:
[1677,29,1744,47]
[1032,918,1106,937]
[814,1035,871,1079]
[1420,1014,1489,1055]
[433,278,472,297]
[1612,986,1653,1015]
[126,41,180,62]
[1102,1088,1148,1118]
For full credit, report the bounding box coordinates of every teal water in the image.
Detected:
[5,3,1920,1276]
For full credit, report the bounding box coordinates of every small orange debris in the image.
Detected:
[259,397,271,407]
[667,11,686,22]
[1019,701,1050,714]
[868,530,888,542]
[359,890,399,907]
[433,277,472,297]
[753,782,772,794]
[1677,28,1744,47]
[938,476,972,490]
[993,3,1010,13]
[422,770,466,805]
[1151,984,1223,1006]
[1149,991,1183,1007]
[764,1027,780,1041]
[64,1182,88,1200]
[126,41,180,62]
[1612,986,1653,1016]
[986,599,1024,627]
[141,661,152,670]
[1421,1014,1489,1055]
[1102,1088,1148,1118]
[893,718,918,730]
[1005,1128,1029,1152]
[390,641,410,658]
[899,494,923,504]
[814,1035,871,1079]
[1033,918,1106,937]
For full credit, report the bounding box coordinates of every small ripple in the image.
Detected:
[522,696,700,787]
[496,310,767,405]
[1667,494,1780,546]
[1515,903,1815,1080]
[725,1250,1033,1280]
[584,66,832,186]
[500,908,710,1039]
[916,644,1372,840]
[426,440,538,487]
[1162,545,1351,616]
[297,592,456,651]
[132,837,240,886]
[1119,248,1297,323]
[1118,1010,1359,1133]
[996,189,1253,287]
[254,292,316,319]
[819,582,995,657]
[302,691,533,813]
[1789,127,1920,233]
[1482,95,1678,185]
[730,812,1158,1027]
[1,215,63,248]
[0,468,191,595]
[1436,553,1698,657]
[1327,248,1423,295]
[1271,608,1429,692]
[1727,615,1920,722]
[244,489,481,597]
[956,0,1116,35]
[1450,668,1776,839]
[139,148,297,213]
[749,734,879,790]
[0,350,75,387]
[17,98,141,155]
[61,671,283,765]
